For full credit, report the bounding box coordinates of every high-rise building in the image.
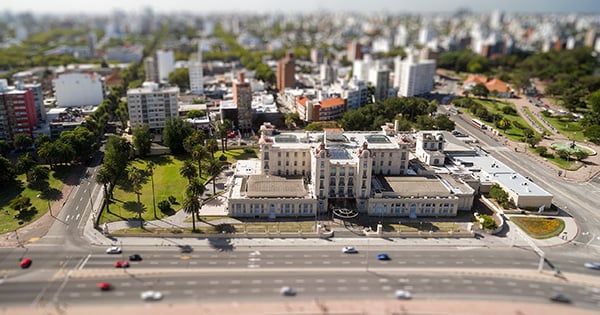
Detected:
[53,72,104,107]
[277,52,295,91]
[319,59,336,85]
[368,67,390,102]
[144,57,158,83]
[233,72,252,131]
[0,80,38,141]
[347,40,363,61]
[189,42,204,95]
[394,52,436,97]
[126,82,179,132]
[155,49,175,84]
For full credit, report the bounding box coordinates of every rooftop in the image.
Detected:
[379,176,451,197]
[246,175,307,198]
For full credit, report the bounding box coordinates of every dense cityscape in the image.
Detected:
[0,2,599,314]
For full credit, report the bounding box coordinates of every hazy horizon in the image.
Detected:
[2,0,599,15]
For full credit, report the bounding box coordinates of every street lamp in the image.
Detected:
[37,194,53,217]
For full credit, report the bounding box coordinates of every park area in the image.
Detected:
[510,216,565,239]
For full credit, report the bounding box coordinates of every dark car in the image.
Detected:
[20,258,32,269]
[180,245,193,253]
[377,253,390,261]
[549,293,571,303]
[129,254,142,261]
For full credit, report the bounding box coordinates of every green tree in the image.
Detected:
[525,136,541,148]
[16,152,37,182]
[0,156,16,185]
[206,138,219,158]
[34,134,51,148]
[192,145,209,178]
[132,124,152,157]
[13,133,33,151]
[0,139,11,157]
[29,165,50,189]
[96,166,112,213]
[186,109,206,119]
[535,146,548,157]
[104,136,132,196]
[583,125,600,144]
[573,150,589,161]
[168,68,190,90]
[163,118,194,154]
[182,192,201,232]
[471,83,489,98]
[205,157,223,195]
[10,195,32,214]
[115,101,129,131]
[489,183,509,208]
[183,130,206,154]
[497,118,512,131]
[216,119,233,152]
[59,127,97,162]
[128,166,145,226]
[179,160,197,183]
[433,114,455,131]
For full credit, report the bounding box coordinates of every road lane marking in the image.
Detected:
[121,282,131,287]
[165,281,175,286]
[186,281,197,285]
[317,287,326,292]
[114,291,125,296]
[184,290,194,295]
[69,292,81,297]
[250,288,261,293]
[78,254,92,270]
[252,280,262,284]
[209,280,219,285]
[304,261,313,265]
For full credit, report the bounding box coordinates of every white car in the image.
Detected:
[584,262,600,270]
[280,286,296,296]
[395,290,412,300]
[140,290,163,301]
[342,246,358,254]
[106,246,122,254]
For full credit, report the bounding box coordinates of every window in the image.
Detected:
[349,168,354,176]
[340,168,345,176]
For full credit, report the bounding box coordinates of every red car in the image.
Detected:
[97,282,112,291]
[114,260,130,268]
[20,258,32,269]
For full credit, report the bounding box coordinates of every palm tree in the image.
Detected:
[191,145,209,178]
[96,166,112,213]
[186,178,205,220]
[206,138,218,158]
[37,141,57,169]
[179,160,197,183]
[182,192,201,232]
[146,161,157,218]
[15,152,36,182]
[206,157,223,195]
[128,167,144,226]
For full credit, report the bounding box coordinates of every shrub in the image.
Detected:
[479,214,498,230]
[535,146,548,157]
[168,195,177,204]
[218,155,227,161]
[158,200,172,213]
[502,106,517,115]
[489,183,509,208]
[243,147,254,154]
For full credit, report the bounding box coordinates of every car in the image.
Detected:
[180,245,193,253]
[342,246,358,254]
[377,253,390,261]
[106,246,122,254]
[280,286,296,296]
[584,262,600,270]
[129,254,142,261]
[395,290,412,300]
[114,260,130,268]
[140,290,163,301]
[96,282,112,291]
[20,258,32,269]
[549,293,571,303]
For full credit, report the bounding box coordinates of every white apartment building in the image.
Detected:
[368,68,390,102]
[156,49,175,84]
[53,72,104,108]
[126,82,179,131]
[228,127,474,219]
[189,43,204,95]
[394,54,436,97]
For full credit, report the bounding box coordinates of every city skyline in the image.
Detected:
[1,0,599,15]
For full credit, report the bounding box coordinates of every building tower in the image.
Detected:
[233,72,252,132]
[155,49,175,84]
[347,40,363,62]
[144,57,157,83]
[276,51,295,91]
[189,41,204,95]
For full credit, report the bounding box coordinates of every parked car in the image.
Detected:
[584,262,600,270]
[114,260,130,268]
[549,293,571,303]
[342,246,358,254]
[140,290,163,301]
[180,245,193,253]
[97,282,112,291]
[106,246,122,254]
[129,254,142,261]
[20,258,32,269]
[280,286,296,296]
[395,290,412,300]
[377,253,390,261]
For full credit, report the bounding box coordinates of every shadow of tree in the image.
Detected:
[15,207,38,222]
[52,165,82,186]
[123,201,147,221]
[39,188,63,202]
[28,180,49,192]
[215,223,236,233]
[0,181,25,210]
[207,237,235,252]
[144,155,172,166]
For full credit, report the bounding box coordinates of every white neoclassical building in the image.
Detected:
[227,125,475,219]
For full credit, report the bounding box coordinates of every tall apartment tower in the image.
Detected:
[155,49,175,84]
[347,40,363,62]
[394,53,436,97]
[189,41,204,95]
[276,51,295,91]
[233,72,252,132]
[368,67,390,102]
[126,82,179,132]
[144,57,158,83]
[0,80,38,141]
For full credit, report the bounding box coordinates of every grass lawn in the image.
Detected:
[385,221,462,233]
[511,216,565,239]
[472,99,541,141]
[541,113,586,141]
[0,165,77,233]
[99,155,194,224]
[112,220,316,235]
[214,148,258,164]
[529,148,584,171]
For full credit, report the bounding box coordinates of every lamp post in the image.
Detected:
[37,194,53,217]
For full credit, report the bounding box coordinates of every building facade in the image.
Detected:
[155,49,175,84]
[276,51,295,91]
[0,82,38,141]
[394,54,436,97]
[189,43,204,95]
[126,82,179,132]
[233,72,252,131]
[53,72,104,107]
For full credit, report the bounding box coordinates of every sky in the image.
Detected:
[1,0,599,15]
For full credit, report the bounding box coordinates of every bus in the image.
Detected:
[471,118,487,130]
